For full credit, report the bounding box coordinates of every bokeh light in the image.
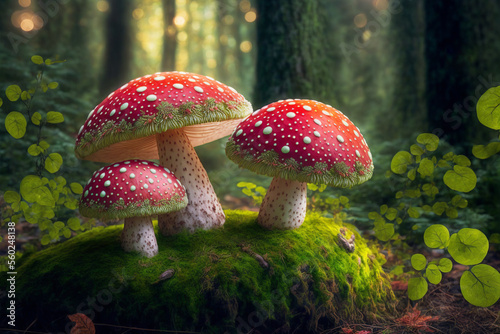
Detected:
[174,15,187,27]
[244,10,257,23]
[177,31,188,42]
[240,41,252,53]
[18,0,31,8]
[11,10,43,31]
[239,0,251,13]
[133,8,144,20]
[96,0,109,13]
[373,0,389,11]
[354,13,367,28]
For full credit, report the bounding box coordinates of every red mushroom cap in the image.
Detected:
[79,159,188,220]
[226,99,373,187]
[75,72,252,162]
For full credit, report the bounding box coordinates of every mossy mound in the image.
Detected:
[8,210,394,333]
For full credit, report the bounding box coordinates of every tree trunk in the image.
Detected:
[161,0,176,71]
[100,0,133,94]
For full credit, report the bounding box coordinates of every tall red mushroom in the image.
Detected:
[226,99,373,230]
[79,160,188,257]
[75,72,252,235]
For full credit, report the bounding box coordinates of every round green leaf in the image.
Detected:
[6,85,22,102]
[31,112,42,125]
[461,264,500,307]
[426,264,442,284]
[45,153,63,173]
[31,55,44,64]
[477,86,500,130]
[411,253,427,271]
[407,168,417,181]
[448,228,489,265]
[446,207,458,219]
[67,217,81,231]
[443,166,477,192]
[27,144,43,156]
[5,111,27,139]
[408,207,420,218]
[62,227,72,238]
[408,277,428,301]
[453,155,471,167]
[0,97,3,107]
[417,133,439,151]
[46,111,64,124]
[41,234,51,245]
[20,175,55,206]
[54,221,65,229]
[70,182,83,194]
[472,142,500,159]
[391,151,413,174]
[39,140,50,150]
[417,158,435,177]
[424,224,450,249]
[374,223,394,241]
[438,258,453,273]
[48,82,59,89]
[410,144,424,156]
[4,191,21,204]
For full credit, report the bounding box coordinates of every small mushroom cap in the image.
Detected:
[75,72,252,162]
[226,99,373,188]
[79,160,188,220]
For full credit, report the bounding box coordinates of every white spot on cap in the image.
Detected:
[266,107,275,112]
[314,131,321,137]
[355,150,361,158]
[120,167,127,173]
[99,173,105,179]
[188,78,196,82]
[304,137,311,144]
[78,126,84,135]
[136,86,147,93]
[303,105,312,111]
[100,191,106,198]
[322,110,331,116]
[337,135,344,143]
[149,178,154,184]
[288,102,296,105]
[255,121,262,127]
[173,83,184,89]
[104,180,111,187]
[314,119,321,125]
[281,146,290,153]
[151,169,156,174]
[368,151,373,160]
[154,76,165,81]
[120,102,129,110]
[147,95,157,102]
[217,87,224,92]
[130,173,135,179]
[263,126,273,135]
[236,129,243,136]
[286,112,296,118]
[130,185,136,191]
[167,179,172,184]
[342,120,349,127]
[110,109,116,116]
[84,190,88,197]
[354,130,360,137]
[98,106,104,113]
[144,184,149,189]
[194,86,203,93]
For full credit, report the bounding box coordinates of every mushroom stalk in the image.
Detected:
[157,129,225,235]
[257,177,307,230]
[121,217,158,258]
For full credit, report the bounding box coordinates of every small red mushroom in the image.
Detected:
[79,160,188,257]
[75,72,252,235]
[226,99,373,230]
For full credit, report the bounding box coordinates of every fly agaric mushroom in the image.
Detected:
[75,72,252,235]
[226,99,373,230]
[79,159,188,257]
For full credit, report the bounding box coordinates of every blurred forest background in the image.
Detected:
[1,0,500,238]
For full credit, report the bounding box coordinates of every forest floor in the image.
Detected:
[2,200,500,334]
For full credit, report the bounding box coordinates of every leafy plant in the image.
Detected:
[236,181,267,205]
[473,86,500,159]
[1,55,93,250]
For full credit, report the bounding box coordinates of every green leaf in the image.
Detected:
[54,221,65,230]
[451,195,468,208]
[448,228,489,265]
[417,158,434,177]
[408,277,428,301]
[67,217,81,231]
[411,253,427,271]
[426,264,442,284]
[407,168,416,181]
[0,97,3,107]
[410,144,424,156]
[460,264,500,307]
[424,224,450,249]
[339,196,349,206]
[476,86,500,130]
[385,208,398,221]
[62,227,72,238]
[46,111,64,124]
[395,191,403,199]
[5,111,27,139]
[404,188,421,198]
[45,153,63,173]
[31,112,42,125]
[70,182,83,194]
[374,223,394,242]
[443,166,477,193]
[472,142,500,159]
[380,204,388,215]
[422,183,439,197]
[437,159,450,168]
[4,191,21,204]
[20,175,55,206]
[6,85,22,102]
[438,258,453,273]
[446,207,458,219]
[417,133,439,151]
[41,234,51,245]
[443,152,455,160]
[242,188,253,197]
[391,151,413,174]
[408,207,420,218]
[31,55,44,64]
[48,82,59,89]
[27,144,42,156]
[21,91,31,101]
[39,140,50,150]
[453,155,471,167]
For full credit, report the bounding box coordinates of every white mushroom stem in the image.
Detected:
[257,177,307,230]
[156,129,225,235]
[121,217,158,258]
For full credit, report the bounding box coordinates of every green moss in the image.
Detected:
[8,210,394,333]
